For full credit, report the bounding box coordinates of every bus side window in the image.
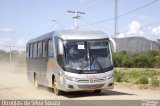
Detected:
[42,40,48,57]
[38,42,42,57]
[29,44,33,58]
[42,41,45,57]
[33,43,38,58]
[48,39,54,57]
[26,45,29,58]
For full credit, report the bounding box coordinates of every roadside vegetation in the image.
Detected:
[114,50,160,88]
[113,50,160,68]
[0,49,160,88]
[115,69,160,88]
[0,49,26,72]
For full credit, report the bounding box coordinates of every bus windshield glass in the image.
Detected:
[64,40,113,72]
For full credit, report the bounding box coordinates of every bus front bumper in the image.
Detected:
[58,76,114,92]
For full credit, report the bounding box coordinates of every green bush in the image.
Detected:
[113,50,160,68]
[151,78,160,87]
[114,70,124,82]
[114,69,160,88]
[136,76,149,84]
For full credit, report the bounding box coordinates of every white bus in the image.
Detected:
[26,29,115,95]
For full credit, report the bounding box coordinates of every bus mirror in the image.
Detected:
[109,37,116,52]
[58,39,64,54]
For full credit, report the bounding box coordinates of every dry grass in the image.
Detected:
[115,68,160,89]
[115,68,160,72]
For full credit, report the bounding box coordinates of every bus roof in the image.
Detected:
[56,29,108,40]
[27,29,109,44]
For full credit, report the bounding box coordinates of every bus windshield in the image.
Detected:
[64,40,113,73]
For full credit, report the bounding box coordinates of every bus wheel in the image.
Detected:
[94,90,101,94]
[34,74,39,88]
[53,78,61,95]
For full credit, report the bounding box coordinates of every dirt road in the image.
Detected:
[0,71,160,100]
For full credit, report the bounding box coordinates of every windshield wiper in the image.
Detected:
[79,61,89,70]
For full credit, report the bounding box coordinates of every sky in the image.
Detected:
[0,0,160,51]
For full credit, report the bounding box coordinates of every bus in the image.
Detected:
[26,29,116,95]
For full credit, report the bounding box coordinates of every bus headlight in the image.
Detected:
[64,75,79,81]
[105,74,114,79]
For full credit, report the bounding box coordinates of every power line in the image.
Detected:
[52,12,67,29]
[52,20,64,29]
[77,0,107,11]
[81,0,113,11]
[55,0,111,28]
[56,13,67,24]
[80,18,113,32]
[118,0,159,18]
[80,0,159,26]
[56,0,93,27]
[6,45,15,64]
[68,11,85,28]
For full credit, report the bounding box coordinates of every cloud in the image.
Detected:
[117,33,125,38]
[116,20,160,41]
[129,21,141,30]
[126,30,144,37]
[127,21,144,36]
[0,38,11,42]
[0,27,13,32]
[117,21,144,38]
[15,37,28,51]
[0,37,28,52]
[151,26,160,35]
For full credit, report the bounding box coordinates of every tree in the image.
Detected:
[113,50,160,68]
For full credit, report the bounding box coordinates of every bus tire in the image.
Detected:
[53,78,61,95]
[34,74,39,88]
[94,90,101,94]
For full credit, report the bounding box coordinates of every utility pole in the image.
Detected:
[52,20,64,29]
[114,0,118,52]
[151,41,153,51]
[67,11,85,28]
[157,39,160,51]
[6,45,15,64]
